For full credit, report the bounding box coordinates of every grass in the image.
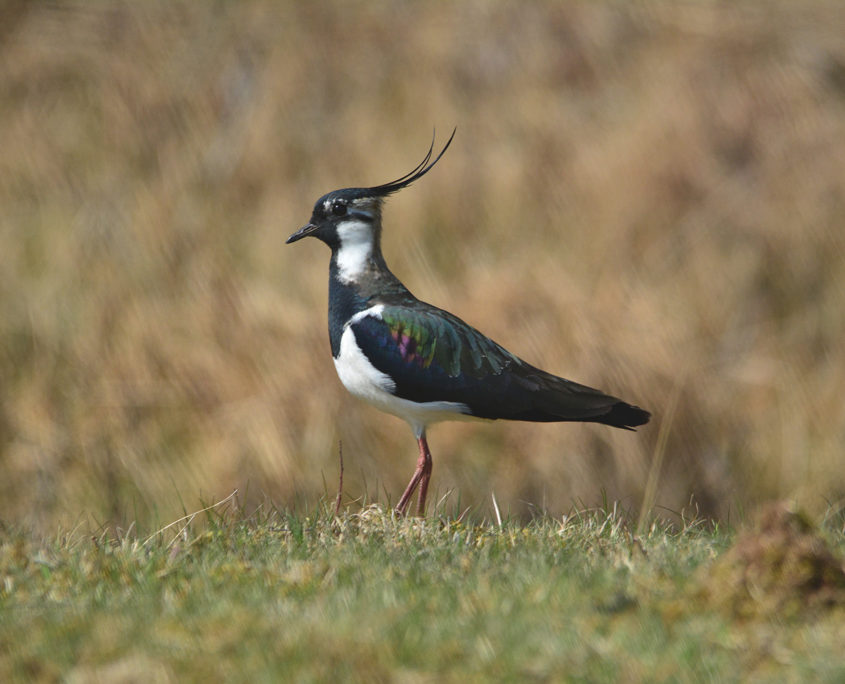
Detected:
[2,501,844,682]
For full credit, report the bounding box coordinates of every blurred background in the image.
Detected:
[2,1,844,533]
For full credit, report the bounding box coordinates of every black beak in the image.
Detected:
[286,223,318,244]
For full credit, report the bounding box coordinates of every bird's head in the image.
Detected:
[286,130,455,253]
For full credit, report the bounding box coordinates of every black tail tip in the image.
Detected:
[603,402,651,430]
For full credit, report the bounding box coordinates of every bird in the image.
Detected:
[287,131,650,516]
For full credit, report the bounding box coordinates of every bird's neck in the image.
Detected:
[333,220,378,285]
[330,218,409,296]
[327,232,412,357]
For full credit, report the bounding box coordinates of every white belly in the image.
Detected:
[333,323,473,437]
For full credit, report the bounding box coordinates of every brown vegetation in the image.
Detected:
[2,1,844,531]
[699,502,845,618]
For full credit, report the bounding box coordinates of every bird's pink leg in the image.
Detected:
[414,434,433,517]
[394,433,433,517]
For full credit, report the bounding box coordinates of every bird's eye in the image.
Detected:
[332,202,348,217]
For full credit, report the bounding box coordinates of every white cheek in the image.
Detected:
[335,219,374,282]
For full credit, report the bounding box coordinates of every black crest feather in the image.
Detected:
[367,128,456,197]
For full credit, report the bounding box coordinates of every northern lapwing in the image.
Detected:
[287,131,650,516]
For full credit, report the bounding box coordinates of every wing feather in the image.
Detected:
[348,303,650,428]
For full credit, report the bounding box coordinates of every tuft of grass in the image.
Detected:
[699,501,845,619]
[1,503,844,682]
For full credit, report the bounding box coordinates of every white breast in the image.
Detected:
[333,313,396,402]
[332,306,475,437]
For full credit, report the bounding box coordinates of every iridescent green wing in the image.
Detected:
[350,303,521,403]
